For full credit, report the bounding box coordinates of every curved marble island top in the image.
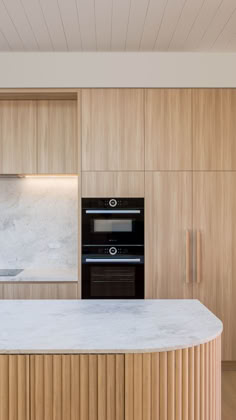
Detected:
[0,299,222,354]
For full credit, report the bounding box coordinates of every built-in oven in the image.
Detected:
[82,198,144,245]
[82,246,144,299]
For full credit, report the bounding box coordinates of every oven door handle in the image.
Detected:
[85,210,141,214]
[85,258,141,263]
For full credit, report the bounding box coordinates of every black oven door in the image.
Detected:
[82,258,144,299]
[82,209,144,245]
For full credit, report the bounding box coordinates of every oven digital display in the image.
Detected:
[94,219,133,232]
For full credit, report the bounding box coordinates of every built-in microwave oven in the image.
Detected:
[82,198,144,245]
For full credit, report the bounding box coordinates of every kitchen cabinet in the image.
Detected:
[193,89,236,170]
[82,89,144,171]
[145,172,192,299]
[37,99,78,174]
[145,89,192,170]
[193,172,236,360]
[82,171,144,197]
[0,100,37,174]
[2,283,78,299]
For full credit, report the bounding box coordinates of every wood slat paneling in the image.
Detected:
[0,355,29,420]
[27,338,221,420]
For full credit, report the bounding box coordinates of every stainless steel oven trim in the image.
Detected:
[85,210,141,214]
[85,258,141,263]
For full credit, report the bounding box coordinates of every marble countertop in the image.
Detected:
[0,300,222,354]
[0,268,78,283]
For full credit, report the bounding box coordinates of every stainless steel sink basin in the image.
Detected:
[0,269,24,277]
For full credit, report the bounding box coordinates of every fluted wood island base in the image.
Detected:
[0,300,222,420]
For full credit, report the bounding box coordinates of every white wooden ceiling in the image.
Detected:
[0,0,236,52]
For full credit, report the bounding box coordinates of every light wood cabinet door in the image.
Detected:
[82,89,144,171]
[37,100,78,173]
[0,100,37,174]
[145,172,192,299]
[193,89,236,170]
[82,171,144,197]
[145,89,192,170]
[193,172,236,360]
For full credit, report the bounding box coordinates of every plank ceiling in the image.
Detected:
[0,0,236,51]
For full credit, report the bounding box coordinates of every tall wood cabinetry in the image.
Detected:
[145,172,192,299]
[145,88,236,360]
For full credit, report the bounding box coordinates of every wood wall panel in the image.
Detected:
[0,355,29,420]
[0,101,37,174]
[82,89,144,171]
[145,89,192,170]
[82,171,144,197]
[37,100,78,174]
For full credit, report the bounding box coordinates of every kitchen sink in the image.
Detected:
[0,269,24,277]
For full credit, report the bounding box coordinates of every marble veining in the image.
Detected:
[0,177,78,281]
[0,300,223,354]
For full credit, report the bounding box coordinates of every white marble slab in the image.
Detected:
[0,268,78,282]
[0,177,78,276]
[0,300,222,354]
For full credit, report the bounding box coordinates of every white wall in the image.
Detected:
[0,52,236,88]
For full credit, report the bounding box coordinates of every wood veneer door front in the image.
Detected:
[82,89,144,171]
[145,172,193,299]
[145,89,192,170]
[82,171,144,197]
[0,101,37,174]
[37,100,78,174]
[193,89,236,170]
[193,172,236,360]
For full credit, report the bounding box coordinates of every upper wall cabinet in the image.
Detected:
[193,89,236,170]
[145,89,192,170]
[37,100,78,174]
[0,100,37,174]
[82,89,144,171]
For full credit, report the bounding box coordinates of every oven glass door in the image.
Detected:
[82,262,144,299]
[82,210,144,245]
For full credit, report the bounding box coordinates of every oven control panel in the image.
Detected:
[82,197,144,209]
[104,247,129,255]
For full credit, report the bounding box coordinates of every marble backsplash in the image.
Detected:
[0,177,78,280]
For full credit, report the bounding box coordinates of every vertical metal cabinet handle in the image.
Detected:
[197,230,201,284]
[185,230,190,284]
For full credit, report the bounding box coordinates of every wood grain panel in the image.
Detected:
[151,353,159,420]
[160,352,167,420]
[125,354,134,420]
[82,171,144,197]
[82,89,144,171]
[37,100,78,174]
[193,88,236,170]
[0,355,29,420]
[193,172,235,360]
[27,340,221,420]
[116,355,125,420]
[0,100,37,174]
[145,171,192,299]
[175,349,182,420]
[145,89,192,170]
[142,354,151,420]
[3,283,78,299]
